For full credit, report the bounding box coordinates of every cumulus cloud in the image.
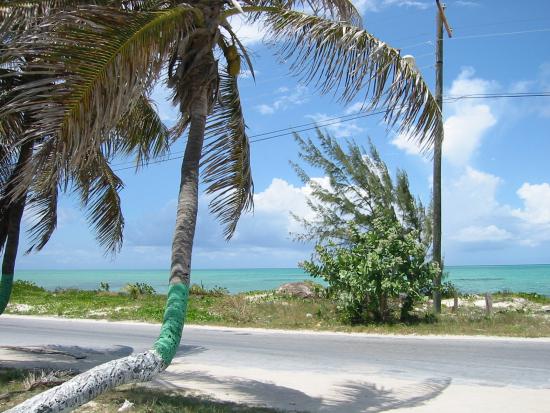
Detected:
[306,112,365,138]
[392,68,498,162]
[443,68,498,165]
[453,225,512,243]
[512,183,550,225]
[352,0,430,13]
[256,85,309,115]
[443,167,550,250]
[123,177,332,267]
[391,132,423,156]
[226,15,265,46]
[444,167,504,230]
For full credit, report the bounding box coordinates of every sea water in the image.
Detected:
[14,265,550,296]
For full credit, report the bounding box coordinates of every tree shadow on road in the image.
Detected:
[155,370,451,412]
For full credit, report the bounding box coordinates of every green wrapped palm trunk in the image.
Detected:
[6,92,207,413]
[0,273,14,314]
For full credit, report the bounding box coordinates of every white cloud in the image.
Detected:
[391,68,498,164]
[391,132,423,156]
[239,69,257,79]
[353,0,429,13]
[383,0,429,9]
[255,85,309,115]
[227,15,265,46]
[444,167,503,227]
[257,104,275,115]
[344,101,367,115]
[307,112,365,138]
[443,166,550,250]
[443,68,498,165]
[123,177,330,267]
[512,183,550,225]
[453,225,512,243]
[455,1,480,7]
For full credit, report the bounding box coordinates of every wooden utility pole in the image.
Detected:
[433,0,452,314]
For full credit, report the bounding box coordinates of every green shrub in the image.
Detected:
[13,280,45,293]
[99,282,110,292]
[302,216,437,323]
[123,282,156,299]
[190,283,229,297]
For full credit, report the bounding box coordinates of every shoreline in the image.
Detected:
[3,314,550,342]
[12,264,550,297]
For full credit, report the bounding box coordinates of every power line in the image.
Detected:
[111,90,550,172]
[451,27,550,41]
[398,27,550,51]
[453,16,550,31]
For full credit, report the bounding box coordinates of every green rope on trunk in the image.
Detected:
[153,283,189,365]
[0,273,14,315]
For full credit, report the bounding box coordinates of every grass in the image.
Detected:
[6,280,550,337]
[0,368,284,412]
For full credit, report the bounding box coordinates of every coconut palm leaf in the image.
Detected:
[1,4,199,182]
[243,0,361,26]
[24,180,59,254]
[18,137,64,253]
[109,94,171,169]
[259,8,442,150]
[73,148,125,253]
[202,70,253,239]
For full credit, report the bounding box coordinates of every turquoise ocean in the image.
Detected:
[14,265,550,296]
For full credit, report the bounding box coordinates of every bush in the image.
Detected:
[12,280,45,293]
[98,282,110,292]
[123,282,156,299]
[301,216,437,323]
[190,283,229,297]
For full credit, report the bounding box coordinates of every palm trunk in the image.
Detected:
[6,92,208,412]
[0,140,34,315]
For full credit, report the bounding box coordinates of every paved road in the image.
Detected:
[1,316,550,412]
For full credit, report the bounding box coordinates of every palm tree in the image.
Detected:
[0,1,172,315]
[2,0,442,410]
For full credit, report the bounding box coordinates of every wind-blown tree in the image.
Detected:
[293,130,434,321]
[292,129,432,247]
[2,0,442,410]
[0,0,172,315]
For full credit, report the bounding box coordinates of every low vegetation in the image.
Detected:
[0,368,282,412]
[5,280,550,338]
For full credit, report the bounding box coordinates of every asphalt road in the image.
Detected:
[1,316,549,388]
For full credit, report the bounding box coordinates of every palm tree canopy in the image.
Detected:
[1,0,442,240]
[0,1,175,254]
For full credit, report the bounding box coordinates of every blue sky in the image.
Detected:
[17,0,550,269]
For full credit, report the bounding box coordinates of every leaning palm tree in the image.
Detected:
[0,0,173,315]
[2,0,442,410]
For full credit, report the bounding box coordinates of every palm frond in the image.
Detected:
[73,149,125,254]
[261,9,442,150]
[109,94,171,169]
[20,138,65,253]
[243,0,361,26]
[202,70,254,239]
[0,0,108,39]
[1,4,199,177]
[24,181,58,254]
